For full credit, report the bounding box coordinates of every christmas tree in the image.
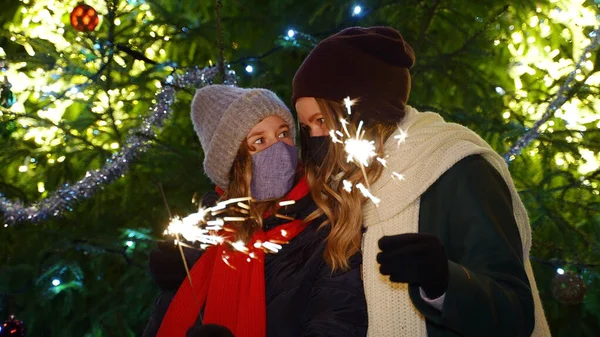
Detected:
[1,0,599,336]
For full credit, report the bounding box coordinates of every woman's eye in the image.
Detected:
[317,118,325,125]
[253,137,265,145]
[278,130,289,138]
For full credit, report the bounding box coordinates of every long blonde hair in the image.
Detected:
[220,141,282,243]
[302,99,397,271]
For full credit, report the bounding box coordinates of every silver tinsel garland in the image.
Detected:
[1,66,236,226]
[503,26,600,162]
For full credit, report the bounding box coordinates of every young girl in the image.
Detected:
[142,85,367,337]
[292,27,551,337]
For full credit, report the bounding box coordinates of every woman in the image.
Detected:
[142,85,367,337]
[292,26,551,337]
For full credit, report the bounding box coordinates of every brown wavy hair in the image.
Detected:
[301,99,397,271]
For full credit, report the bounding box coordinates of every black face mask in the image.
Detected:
[302,135,330,166]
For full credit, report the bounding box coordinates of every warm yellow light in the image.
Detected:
[529,16,539,27]
[37,182,45,193]
[511,32,523,44]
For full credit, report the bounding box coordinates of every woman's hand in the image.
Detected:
[377,233,449,299]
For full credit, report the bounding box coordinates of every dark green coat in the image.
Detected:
[409,155,535,337]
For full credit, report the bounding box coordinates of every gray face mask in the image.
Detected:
[250,141,299,201]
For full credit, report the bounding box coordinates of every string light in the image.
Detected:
[52,279,60,286]
[287,29,295,38]
[557,268,565,275]
[245,65,253,73]
[352,5,362,16]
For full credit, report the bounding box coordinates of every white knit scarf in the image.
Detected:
[361,107,551,336]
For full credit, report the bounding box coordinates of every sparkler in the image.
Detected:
[165,196,296,254]
[331,97,408,205]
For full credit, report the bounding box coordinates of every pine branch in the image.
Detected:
[418,0,442,45]
[103,0,122,142]
[531,255,600,270]
[443,5,509,60]
[0,109,109,154]
[115,44,158,64]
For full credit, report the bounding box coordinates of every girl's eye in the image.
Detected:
[317,118,325,125]
[278,130,289,138]
[253,137,265,145]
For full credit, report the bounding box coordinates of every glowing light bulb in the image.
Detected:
[287,30,295,38]
[52,279,61,286]
[245,65,253,73]
[353,5,362,15]
[557,268,565,275]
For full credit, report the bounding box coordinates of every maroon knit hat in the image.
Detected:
[292,26,415,124]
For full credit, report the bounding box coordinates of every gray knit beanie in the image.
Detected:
[191,85,296,189]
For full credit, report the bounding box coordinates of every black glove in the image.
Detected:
[201,191,220,208]
[149,240,201,291]
[187,324,235,337]
[377,233,449,299]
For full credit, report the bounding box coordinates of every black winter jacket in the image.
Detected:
[410,155,535,337]
[142,193,368,337]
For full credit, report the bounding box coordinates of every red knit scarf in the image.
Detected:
[157,177,310,337]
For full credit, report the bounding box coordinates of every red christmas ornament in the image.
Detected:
[551,272,586,305]
[70,3,99,32]
[0,315,25,337]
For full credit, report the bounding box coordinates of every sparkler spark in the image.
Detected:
[343,179,353,192]
[394,128,408,146]
[231,240,249,252]
[262,241,283,253]
[376,157,388,167]
[392,171,405,181]
[278,200,296,207]
[344,138,377,167]
[343,97,355,115]
[356,183,381,205]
